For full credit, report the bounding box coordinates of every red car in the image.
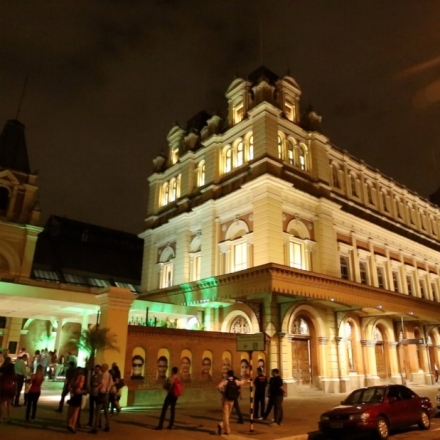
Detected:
[318,384,435,439]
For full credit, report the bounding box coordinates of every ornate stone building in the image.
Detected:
[139,66,440,394]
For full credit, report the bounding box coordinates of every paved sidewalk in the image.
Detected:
[0,382,438,440]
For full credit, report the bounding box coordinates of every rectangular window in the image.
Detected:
[392,271,400,292]
[236,142,244,167]
[234,105,244,124]
[284,103,294,121]
[234,242,247,272]
[340,256,349,280]
[406,274,414,295]
[377,267,386,289]
[289,242,303,269]
[419,279,426,299]
[359,261,368,284]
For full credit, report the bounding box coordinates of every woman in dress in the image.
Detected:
[26,364,44,422]
[0,357,16,423]
[67,367,85,433]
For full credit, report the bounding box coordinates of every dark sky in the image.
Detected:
[1,1,440,234]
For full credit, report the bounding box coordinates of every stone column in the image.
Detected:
[362,340,379,386]
[96,287,134,406]
[77,313,91,368]
[318,337,329,391]
[335,336,347,393]
[54,318,65,357]
[388,342,401,384]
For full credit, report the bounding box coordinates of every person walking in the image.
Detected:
[253,367,268,419]
[217,370,248,436]
[25,364,44,422]
[232,374,244,424]
[89,363,113,434]
[109,362,121,415]
[87,365,102,427]
[13,354,27,406]
[55,361,76,413]
[154,366,182,430]
[66,367,86,433]
[263,368,285,426]
[32,350,41,374]
[0,357,16,423]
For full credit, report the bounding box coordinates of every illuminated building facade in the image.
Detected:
[140,66,440,394]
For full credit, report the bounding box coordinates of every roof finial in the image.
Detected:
[15,73,29,121]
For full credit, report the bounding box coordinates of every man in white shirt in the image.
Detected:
[14,354,27,406]
[90,363,113,434]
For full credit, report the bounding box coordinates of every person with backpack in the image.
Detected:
[154,366,182,430]
[253,367,268,419]
[217,369,249,436]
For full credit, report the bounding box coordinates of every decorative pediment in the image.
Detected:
[0,170,19,185]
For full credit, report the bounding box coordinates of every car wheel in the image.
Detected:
[418,410,430,430]
[375,416,389,440]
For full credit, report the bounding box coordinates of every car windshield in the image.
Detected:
[343,387,385,404]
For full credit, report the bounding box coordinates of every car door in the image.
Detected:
[398,386,420,425]
[386,386,407,427]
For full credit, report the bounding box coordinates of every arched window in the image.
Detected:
[196,161,205,187]
[287,141,294,165]
[230,316,250,334]
[366,181,375,205]
[298,145,306,170]
[170,178,177,202]
[291,317,310,335]
[277,135,284,160]
[162,182,169,206]
[248,135,254,161]
[345,322,355,372]
[349,173,358,197]
[224,147,232,173]
[381,190,389,212]
[236,141,244,167]
[331,163,341,189]
[285,219,311,271]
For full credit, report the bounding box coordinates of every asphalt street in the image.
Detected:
[1,381,439,440]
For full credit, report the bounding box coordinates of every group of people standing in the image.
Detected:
[55,361,125,434]
[217,367,286,436]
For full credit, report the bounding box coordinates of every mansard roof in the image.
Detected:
[0,119,30,174]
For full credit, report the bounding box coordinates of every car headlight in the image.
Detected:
[320,415,330,421]
[349,413,370,421]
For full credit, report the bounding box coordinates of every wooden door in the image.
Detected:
[292,339,311,385]
[375,343,387,379]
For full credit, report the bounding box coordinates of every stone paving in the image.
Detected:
[0,381,438,440]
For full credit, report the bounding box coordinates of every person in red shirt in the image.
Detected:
[26,364,44,422]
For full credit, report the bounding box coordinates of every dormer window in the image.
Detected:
[284,102,295,121]
[171,147,179,165]
[233,104,244,124]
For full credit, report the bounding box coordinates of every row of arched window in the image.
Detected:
[160,174,181,207]
[330,161,440,238]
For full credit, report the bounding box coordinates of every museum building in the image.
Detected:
[2,66,440,403]
[138,65,440,395]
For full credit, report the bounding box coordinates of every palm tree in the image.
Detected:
[68,326,119,370]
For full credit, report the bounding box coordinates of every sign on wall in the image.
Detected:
[236,333,265,352]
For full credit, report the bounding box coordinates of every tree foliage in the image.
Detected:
[68,326,119,359]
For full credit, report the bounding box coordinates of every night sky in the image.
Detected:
[1,1,440,234]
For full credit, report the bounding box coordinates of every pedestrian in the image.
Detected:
[32,350,41,374]
[55,361,76,412]
[232,374,244,424]
[89,363,113,434]
[66,367,86,433]
[40,349,50,378]
[217,369,248,436]
[25,364,44,422]
[14,354,27,406]
[87,365,102,427]
[263,368,285,426]
[253,367,268,419]
[0,357,16,423]
[435,363,439,383]
[154,366,182,430]
[109,362,121,415]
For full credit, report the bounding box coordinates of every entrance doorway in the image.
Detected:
[292,339,311,385]
[375,343,387,379]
